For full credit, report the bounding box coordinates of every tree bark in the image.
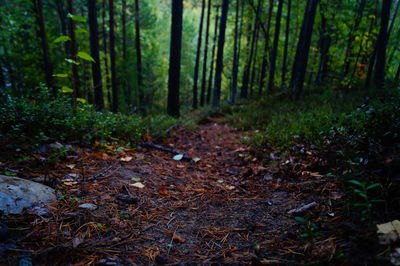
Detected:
[167,0,184,117]
[109,0,118,112]
[374,0,392,89]
[88,0,104,110]
[315,11,330,85]
[267,0,283,94]
[54,0,69,56]
[206,5,220,105]
[192,0,206,109]
[291,0,318,100]
[135,0,144,105]
[32,0,54,95]
[281,0,291,89]
[230,0,240,104]
[212,0,230,108]
[102,0,111,107]
[258,0,274,94]
[240,0,262,99]
[67,0,81,99]
[200,0,212,106]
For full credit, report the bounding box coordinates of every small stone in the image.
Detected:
[78,203,97,210]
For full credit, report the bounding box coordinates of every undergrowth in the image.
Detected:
[0,87,177,150]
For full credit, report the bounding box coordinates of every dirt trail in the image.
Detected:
[6,122,330,265]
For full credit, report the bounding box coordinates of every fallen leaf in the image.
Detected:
[72,236,84,248]
[172,232,186,243]
[66,164,76,169]
[192,157,201,163]
[377,220,400,244]
[173,154,184,161]
[120,156,133,162]
[131,177,141,182]
[158,186,169,196]
[176,164,185,168]
[130,182,145,189]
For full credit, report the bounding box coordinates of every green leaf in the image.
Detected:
[173,154,184,161]
[4,171,17,176]
[192,157,201,163]
[366,183,380,190]
[62,86,73,93]
[370,199,385,203]
[76,98,87,104]
[77,52,95,62]
[299,233,309,238]
[67,13,86,22]
[131,177,141,182]
[65,58,79,65]
[54,35,71,43]
[354,189,367,199]
[348,180,363,187]
[295,216,305,223]
[76,27,88,34]
[53,73,68,78]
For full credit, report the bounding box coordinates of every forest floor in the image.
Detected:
[4,119,351,265]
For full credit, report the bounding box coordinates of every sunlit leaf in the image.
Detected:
[53,73,68,78]
[76,98,87,104]
[77,52,95,62]
[54,35,71,43]
[67,13,86,22]
[65,58,79,65]
[61,86,73,93]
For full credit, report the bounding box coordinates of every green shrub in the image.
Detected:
[0,87,177,148]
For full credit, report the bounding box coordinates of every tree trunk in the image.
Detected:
[267,0,283,94]
[249,23,261,97]
[67,0,81,99]
[167,0,184,117]
[200,0,212,107]
[291,0,318,100]
[230,0,240,104]
[121,0,130,106]
[88,0,104,110]
[109,0,118,112]
[54,0,69,56]
[135,0,143,105]
[374,0,392,89]
[315,12,330,85]
[258,0,274,94]
[281,0,291,89]
[102,0,111,107]
[32,0,54,95]
[122,0,127,61]
[241,0,262,99]
[212,0,230,107]
[192,0,206,109]
[206,5,220,105]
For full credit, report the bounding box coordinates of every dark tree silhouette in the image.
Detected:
[281,0,291,88]
[88,0,104,110]
[267,0,283,94]
[230,0,240,103]
[167,0,184,117]
[374,0,392,89]
[291,0,318,100]
[32,0,54,95]
[192,0,206,109]
[101,0,111,106]
[207,5,220,105]
[109,0,118,112]
[135,0,144,105]
[212,0,230,108]
[200,0,212,107]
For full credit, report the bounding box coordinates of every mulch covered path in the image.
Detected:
[3,122,344,265]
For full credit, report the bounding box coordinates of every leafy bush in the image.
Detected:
[0,87,177,148]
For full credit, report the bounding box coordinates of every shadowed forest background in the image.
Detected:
[1,0,400,264]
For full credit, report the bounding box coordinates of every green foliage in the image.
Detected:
[0,87,177,148]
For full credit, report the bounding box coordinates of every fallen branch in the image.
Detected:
[287,202,317,214]
[142,142,191,160]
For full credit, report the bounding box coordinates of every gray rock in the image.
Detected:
[78,203,98,210]
[0,175,56,215]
